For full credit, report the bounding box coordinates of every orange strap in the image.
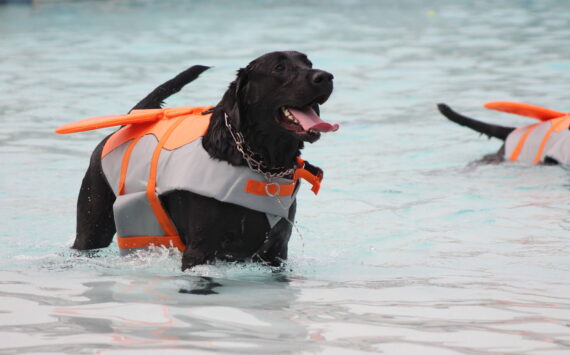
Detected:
[117,117,187,250]
[245,180,296,197]
[243,157,323,197]
[533,116,570,164]
[485,101,566,121]
[118,136,142,195]
[117,235,185,251]
[509,123,541,162]
[146,116,186,237]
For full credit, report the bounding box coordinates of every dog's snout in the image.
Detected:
[310,70,334,86]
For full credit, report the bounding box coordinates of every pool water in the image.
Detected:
[1,0,570,353]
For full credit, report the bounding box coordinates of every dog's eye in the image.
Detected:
[274,64,285,72]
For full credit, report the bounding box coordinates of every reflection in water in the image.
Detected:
[179,277,223,295]
[0,270,312,353]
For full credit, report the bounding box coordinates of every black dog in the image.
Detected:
[437,103,570,165]
[70,51,336,270]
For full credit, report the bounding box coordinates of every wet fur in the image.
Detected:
[72,52,333,270]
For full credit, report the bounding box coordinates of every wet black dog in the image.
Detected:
[71,51,335,270]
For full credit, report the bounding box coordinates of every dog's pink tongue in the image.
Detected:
[288,107,339,133]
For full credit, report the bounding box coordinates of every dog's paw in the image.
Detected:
[181,248,215,271]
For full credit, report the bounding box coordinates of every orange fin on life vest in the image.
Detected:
[484,101,566,121]
[55,106,211,134]
[100,107,212,157]
[55,109,164,134]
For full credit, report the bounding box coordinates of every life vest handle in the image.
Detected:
[294,157,322,195]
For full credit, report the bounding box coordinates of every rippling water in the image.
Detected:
[1,0,570,353]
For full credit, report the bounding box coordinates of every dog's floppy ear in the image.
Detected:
[221,67,250,129]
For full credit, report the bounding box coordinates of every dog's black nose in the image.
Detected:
[311,70,334,85]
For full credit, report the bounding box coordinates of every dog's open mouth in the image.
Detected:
[277,106,339,140]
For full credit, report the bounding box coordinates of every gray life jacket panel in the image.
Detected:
[504,116,570,164]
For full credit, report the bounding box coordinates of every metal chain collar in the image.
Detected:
[224,113,296,181]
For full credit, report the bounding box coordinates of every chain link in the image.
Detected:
[224,113,296,181]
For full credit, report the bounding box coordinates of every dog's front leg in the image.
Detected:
[253,202,297,267]
[159,191,228,271]
[181,232,226,271]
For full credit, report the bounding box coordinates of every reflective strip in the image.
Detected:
[117,235,185,251]
[509,123,541,161]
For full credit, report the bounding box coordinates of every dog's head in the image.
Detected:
[220,51,338,145]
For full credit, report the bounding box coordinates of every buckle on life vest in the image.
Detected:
[244,157,324,197]
[265,182,281,197]
[245,179,296,197]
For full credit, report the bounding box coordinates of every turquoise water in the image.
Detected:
[1,0,570,353]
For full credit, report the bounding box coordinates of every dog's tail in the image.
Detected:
[437,103,515,141]
[131,65,210,111]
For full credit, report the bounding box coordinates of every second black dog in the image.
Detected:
[437,103,570,165]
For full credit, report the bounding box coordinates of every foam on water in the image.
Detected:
[1,0,570,353]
